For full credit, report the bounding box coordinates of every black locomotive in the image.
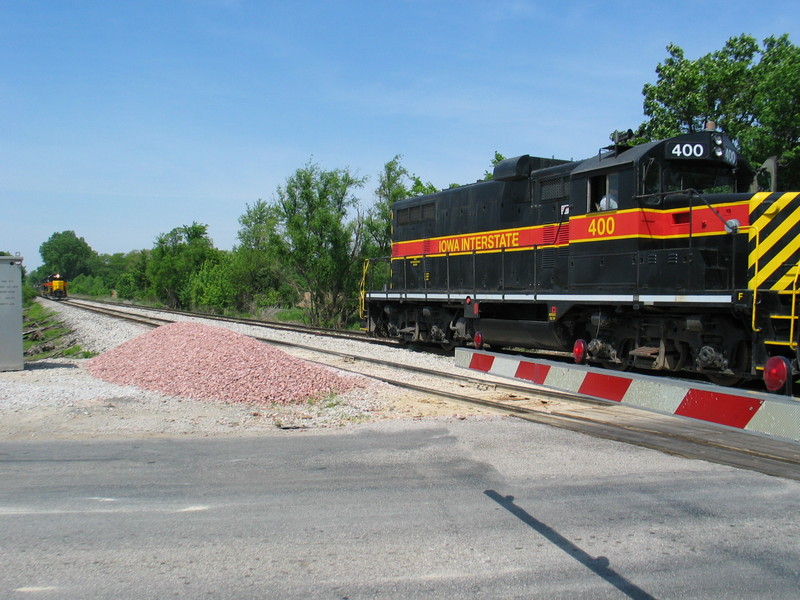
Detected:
[361,127,800,392]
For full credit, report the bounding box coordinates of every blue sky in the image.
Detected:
[2,1,799,271]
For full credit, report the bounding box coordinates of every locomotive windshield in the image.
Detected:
[644,160,739,196]
[665,164,737,194]
[639,130,755,200]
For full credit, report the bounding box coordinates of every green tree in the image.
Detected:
[229,199,297,312]
[237,199,277,252]
[363,155,409,258]
[115,250,150,301]
[185,255,237,313]
[410,176,438,196]
[115,272,139,301]
[269,161,366,327]
[146,222,218,309]
[641,34,800,188]
[68,274,110,297]
[94,252,134,291]
[742,35,800,188]
[363,155,440,258]
[228,246,299,312]
[483,151,508,180]
[38,231,98,279]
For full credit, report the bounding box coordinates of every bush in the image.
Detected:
[184,258,236,313]
[22,283,37,307]
[69,274,110,297]
[115,272,140,300]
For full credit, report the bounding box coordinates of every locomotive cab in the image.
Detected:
[565,130,759,382]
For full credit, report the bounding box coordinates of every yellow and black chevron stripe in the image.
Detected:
[748,191,800,291]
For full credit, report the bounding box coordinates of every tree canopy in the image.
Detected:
[268,161,367,327]
[641,34,800,188]
[361,155,437,258]
[483,151,508,181]
[38,231,98,280]
[146,222,217,309]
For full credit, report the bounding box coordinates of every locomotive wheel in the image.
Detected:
[704,342,749,387]
[601,359,631,372]
[600,340,631,371]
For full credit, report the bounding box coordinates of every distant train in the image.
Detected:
[361,126,800,393]
[41,274,68,300]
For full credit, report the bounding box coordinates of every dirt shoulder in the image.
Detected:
[1,358,496,440]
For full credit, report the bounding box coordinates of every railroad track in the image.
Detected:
[60,297,800,480]
[64,297,402,347]
[62,298,174,328]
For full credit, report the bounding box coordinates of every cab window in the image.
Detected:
[588,173,619,212]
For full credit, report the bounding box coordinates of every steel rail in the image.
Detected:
[61,297,800,480]
[65,296,402,346]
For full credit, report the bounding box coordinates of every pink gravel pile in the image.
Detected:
[86,321,365,404]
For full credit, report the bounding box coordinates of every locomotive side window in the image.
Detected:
[643,159,661,195]
[589,173,619,212]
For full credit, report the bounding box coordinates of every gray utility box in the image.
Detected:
[0,256,24,371]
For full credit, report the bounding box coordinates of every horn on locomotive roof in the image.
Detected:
[609,128,635,145]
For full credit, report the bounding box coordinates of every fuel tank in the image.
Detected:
[476,318,570,351]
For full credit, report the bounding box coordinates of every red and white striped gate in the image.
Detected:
[455,348,800,442]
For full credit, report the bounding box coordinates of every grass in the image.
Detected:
[23,301,96,361]
[273,306,307,323]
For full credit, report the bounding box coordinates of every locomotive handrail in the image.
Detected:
[394,243,543,299]
[738,223,762,333]
[366,244,547,300]
[741,220,800,348]
[790,264,800,349]
[359,258,370,319]
[686,188,742,234]
[635,188,742,235]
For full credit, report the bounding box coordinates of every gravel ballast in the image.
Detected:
[86,321,368,405]
[1,300,498,438]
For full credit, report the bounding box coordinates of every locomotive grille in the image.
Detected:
[748,192,800,291]
[541,248,556,268]
[542,223,570,245]
[541,178,567,200]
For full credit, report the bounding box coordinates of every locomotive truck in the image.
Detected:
[361,127,800,392]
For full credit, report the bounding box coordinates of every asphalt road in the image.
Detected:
[1,418,798,599]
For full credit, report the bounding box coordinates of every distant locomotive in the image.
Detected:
[361,127,800,392]
[41,273,68,300]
